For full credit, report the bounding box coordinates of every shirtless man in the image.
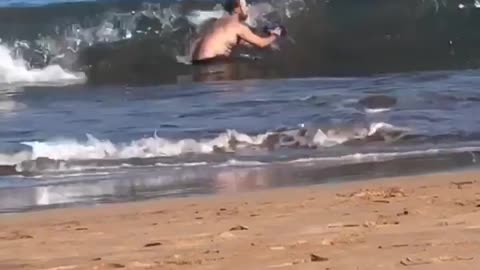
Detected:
[191,0,282,64]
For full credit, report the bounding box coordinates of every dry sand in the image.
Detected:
[1,171,480,270]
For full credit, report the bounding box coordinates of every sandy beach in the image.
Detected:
[1,170,480,270]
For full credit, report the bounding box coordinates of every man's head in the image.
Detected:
[224,0,249,21]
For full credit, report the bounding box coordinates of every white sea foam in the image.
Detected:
[18,123,402,162]
[0,45,85,86]
[20,130,271,161]
[287,146,480,165]
[2,125,479,175]
[367,122,408,136]
[0,122,408,167]
[365,108,392,114]
[214,159,267,167]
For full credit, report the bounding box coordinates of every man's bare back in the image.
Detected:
[192,16,246,60]
[191,0,282,63]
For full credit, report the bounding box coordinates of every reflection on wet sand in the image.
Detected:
[214,167,273,193]
[0,150,478,213]
[0,166,272,212]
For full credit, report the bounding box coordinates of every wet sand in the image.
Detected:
[1,171,480,270]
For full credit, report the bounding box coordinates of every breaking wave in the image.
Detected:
[0,122,409,174]
[1,0,480,85]
[22,122,407,159]
[0,45,85,86]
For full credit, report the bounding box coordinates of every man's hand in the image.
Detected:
[268,27,283,37]
[238,24,279,48]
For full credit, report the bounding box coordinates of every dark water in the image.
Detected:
[1,0,480,84]
[1,0,480,213]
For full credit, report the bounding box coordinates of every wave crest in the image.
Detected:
[0,122,408,174]
[0,44,85,86]
[4,0,479,84]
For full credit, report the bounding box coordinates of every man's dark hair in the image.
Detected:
[223,0,240,14]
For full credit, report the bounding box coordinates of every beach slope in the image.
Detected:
[1,171,480,270]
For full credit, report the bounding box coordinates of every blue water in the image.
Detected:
[1,71,480,212]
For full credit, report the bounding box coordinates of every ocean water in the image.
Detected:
[1,0,91,7]
[1,0,480,213]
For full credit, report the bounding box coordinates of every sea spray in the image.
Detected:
[0,44,85,85]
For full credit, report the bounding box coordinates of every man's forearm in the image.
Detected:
[257,35,277,48]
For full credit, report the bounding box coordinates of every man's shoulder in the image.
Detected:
[216,16,249,34]
[230,21,249,31]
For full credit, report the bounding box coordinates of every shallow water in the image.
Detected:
[1,71,480,212]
